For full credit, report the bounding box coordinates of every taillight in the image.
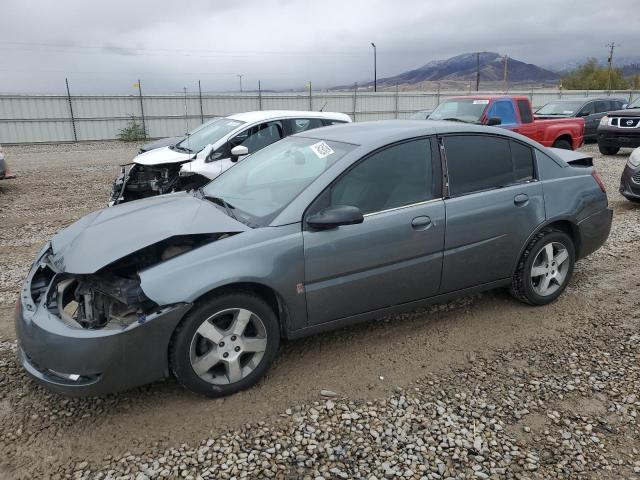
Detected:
[591,170,606,193]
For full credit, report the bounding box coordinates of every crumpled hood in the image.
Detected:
[134,146,193,166]
[51,192,248,274]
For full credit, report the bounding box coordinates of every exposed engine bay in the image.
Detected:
[109,163,210,205]
[30,234,228,330]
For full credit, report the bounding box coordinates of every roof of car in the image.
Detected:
[544,97,626,103]
[296,119,526,146]
[226,110,351,123]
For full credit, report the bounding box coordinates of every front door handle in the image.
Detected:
[514,193,529,206]
[411,216,432,230]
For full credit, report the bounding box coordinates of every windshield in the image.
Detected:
[202,136,354,226]
[629,97,640,109]
[175,117,245,153]
[428,99,488,122]
[536,101,583,115]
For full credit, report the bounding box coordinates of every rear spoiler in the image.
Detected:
[548,147,593,167]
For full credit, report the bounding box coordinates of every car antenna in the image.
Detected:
[319,101,327,112]
[183,86,191,153]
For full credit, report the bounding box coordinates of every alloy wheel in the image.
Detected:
[530,241,570,297]
[189,308,268,385]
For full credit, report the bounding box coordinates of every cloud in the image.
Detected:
[0,0,638,93]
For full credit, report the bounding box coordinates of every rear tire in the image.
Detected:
[552,139,572,150]
[598,144,620,155]
[510,229,575,306]
[169,291,280,397]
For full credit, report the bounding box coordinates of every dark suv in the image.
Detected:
[535,97,626,141]
[597,97,640,155]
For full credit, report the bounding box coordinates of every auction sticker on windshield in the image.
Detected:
[472,100,490,104]
[310,141,334,159]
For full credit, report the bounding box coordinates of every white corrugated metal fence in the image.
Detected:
[0,89,637,144]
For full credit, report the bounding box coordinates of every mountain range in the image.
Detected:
[334,52,640,91]
[355,52,559,89]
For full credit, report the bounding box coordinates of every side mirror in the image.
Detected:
[487,117,501,126]
[230,145,249,162]
[577,110,590,117]
[306,205,364,230]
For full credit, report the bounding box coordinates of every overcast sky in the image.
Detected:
[1,0,638,94]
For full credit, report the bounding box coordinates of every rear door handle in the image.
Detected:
[411,216,432,230]
[514,193,529,206]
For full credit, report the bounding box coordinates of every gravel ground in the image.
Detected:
[0,142,638,479]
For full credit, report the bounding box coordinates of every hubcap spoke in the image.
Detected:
[544,244,554,264]
[531,265,547,277]
[192,350,221,376]
[196,320,225,344]
[225,359,243,383]
[539,275,552,294]
[242,337,267,353]
[231,309,252,336]
[554,249,568,266]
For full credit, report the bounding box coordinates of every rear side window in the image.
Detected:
[323,119,348,126]
[511,141,535,182]
[444,135,514,196]
[289,118,324,134]
[444,135,535,196]
[517,100,533,123]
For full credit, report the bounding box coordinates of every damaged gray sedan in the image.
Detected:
[16,121,612,397]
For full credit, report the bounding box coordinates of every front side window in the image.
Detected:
[579,102,595,116]
[203,137,353,226]
[487,100,517,125]
[230,121,284,154]
[329,139,433,215]
[595,101,610,113]
[444,135,534,196]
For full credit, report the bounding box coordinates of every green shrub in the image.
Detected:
[117,116,146,141]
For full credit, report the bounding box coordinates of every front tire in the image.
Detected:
[598,144,620,155]
[552,139,572,150]
[169,291,280,397]
[510,229,575,306]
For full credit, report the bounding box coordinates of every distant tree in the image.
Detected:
[630,74,640,90]
[561,58,629,90]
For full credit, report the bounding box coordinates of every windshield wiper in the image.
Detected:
[173,144,193,153]
[198,188,238,220]
[441,117,470,123]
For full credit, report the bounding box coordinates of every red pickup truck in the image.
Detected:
[428,95,585,150]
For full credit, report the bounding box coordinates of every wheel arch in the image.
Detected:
[189,281,291,339]
[552,133,574,149]
[512,218,581,276]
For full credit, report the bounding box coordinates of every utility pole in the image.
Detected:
[371,42,377,92]
[237,74,244,93]
[476,52,480,91]
[503,55,509,93]
[606,42,618,92]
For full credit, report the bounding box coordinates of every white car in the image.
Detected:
[109,110,351,205]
